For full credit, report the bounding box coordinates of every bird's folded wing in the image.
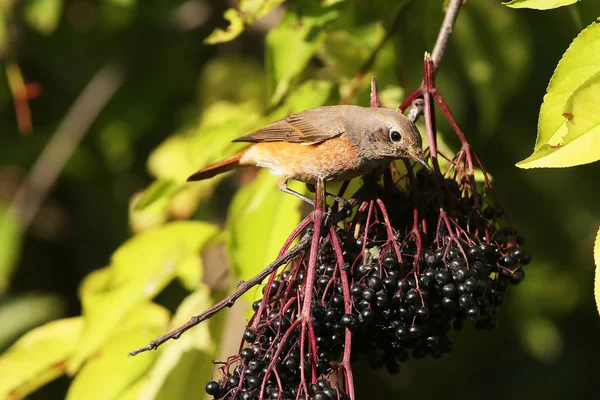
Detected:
[232,114,344,145]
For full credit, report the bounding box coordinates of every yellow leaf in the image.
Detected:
[137,287,215,399]
[204,1,285,45]
[518,19,600,168]
[0,318,83,399]
[504,0,579,10]
[204,9,245,45]
[66,303,169,400]
[68,221,219,373]
[594,226,600,316]
[515,126,600,168]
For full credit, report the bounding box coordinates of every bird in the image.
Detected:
[187,105,428,203]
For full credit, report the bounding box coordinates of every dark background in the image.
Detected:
[1,0,599,399]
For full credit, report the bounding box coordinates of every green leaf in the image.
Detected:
[67,221,219,373]
[0,317,83,399]
[503,0,580,10]
[137,287,215,399]
[266,2,340,105]
[66,302,169,400]
[0,203,22,295]
[23,0,63,34]
[204,0,285,45]
[517,19,600,168]
[594,226,600,316]
[227,169,302,303]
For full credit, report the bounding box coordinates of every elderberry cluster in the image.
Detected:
[204,260,352,400]
[205,160,531,399]
[340,235,529,371]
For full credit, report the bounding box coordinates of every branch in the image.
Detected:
[129,232,312,356]
[406,0,463,121]
[10,63,124,230]
[431,0,463,76]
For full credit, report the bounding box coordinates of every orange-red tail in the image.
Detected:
[187,149,248,181]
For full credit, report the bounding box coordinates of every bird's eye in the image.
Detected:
[389,130,402,143]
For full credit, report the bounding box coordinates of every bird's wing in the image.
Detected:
[232,113,345,145]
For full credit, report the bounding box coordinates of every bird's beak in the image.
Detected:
[410,152,431,171]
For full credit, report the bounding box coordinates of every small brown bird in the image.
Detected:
[187,105,427,203]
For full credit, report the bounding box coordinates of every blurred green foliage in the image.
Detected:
[0,0,599,399]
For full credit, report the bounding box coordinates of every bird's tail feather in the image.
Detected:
[186,149,248,181]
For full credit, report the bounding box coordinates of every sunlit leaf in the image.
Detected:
[66,302,168,400]
[117,378,148,400]
[0,318,83,399]
[175,253,204,291]
[67,221,219,373]
[227,170,302,304]
[517,20,600,168]
[137,288,215,399]
[503,0,580,10]
[594,226,600,316]
[23,0,63,34]
[0,203,21,295]
[204,0,285,45]
[266,2,340,105]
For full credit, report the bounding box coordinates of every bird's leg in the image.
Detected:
[306,183,354,225]
[305,183,346,206]
[277,177,315,205]
[305,183,354,211]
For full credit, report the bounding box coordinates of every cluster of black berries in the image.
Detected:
[204,257,353,400]
[205,157,531,399]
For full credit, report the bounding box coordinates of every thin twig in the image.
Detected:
[128,233,312,356]
[10,63,124,230]
[431,0,463,76]
[404,0,463,121]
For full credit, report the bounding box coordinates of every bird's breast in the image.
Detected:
[240,138,376,183]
